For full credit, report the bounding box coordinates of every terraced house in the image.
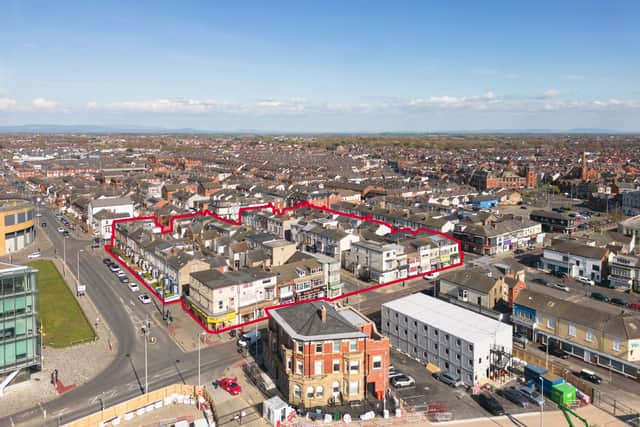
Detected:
[513,289,640,378]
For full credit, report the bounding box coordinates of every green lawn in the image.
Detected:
[28,260,96,348]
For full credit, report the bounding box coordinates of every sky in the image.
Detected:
[1,0,639,132]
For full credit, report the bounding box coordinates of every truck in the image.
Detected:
[237,330,261,349]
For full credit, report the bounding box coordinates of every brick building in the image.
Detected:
[264,301,389,408]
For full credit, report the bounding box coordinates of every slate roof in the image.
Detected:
[270,301,366,341]
[441,266,502,294]
[548,240,608,260]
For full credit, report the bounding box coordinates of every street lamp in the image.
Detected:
[142,320,149,394]
[539,375,544,427]
[63,236,66,276]
[76,249,83,289]
[197,331,206,387]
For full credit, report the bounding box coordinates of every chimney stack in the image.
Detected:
[320,305,327,323]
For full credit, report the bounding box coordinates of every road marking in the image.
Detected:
[129,299,135,307]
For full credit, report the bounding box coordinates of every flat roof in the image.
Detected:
[383,293,511,343]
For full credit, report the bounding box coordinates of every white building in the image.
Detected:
[541,240,611,283]
[87,196,135,240]
[608,254,640,291]
[382,294,512,386]
[348,240,404,284]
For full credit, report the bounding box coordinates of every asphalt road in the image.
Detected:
[0,207,242,427]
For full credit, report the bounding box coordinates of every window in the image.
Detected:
[287,357,292,371]
[535,312,542,324]
[456,339,461,346]
[294,384,301,398]
[307,386,314,398]
[315,385,324,398]
[586,330,593,343]
[613,338,621,352]
[333,341,340,353]
[314,360,324,376]
[349,360,360,373]
[434,330,439,336]
[593,265,600,272]
[333,359,341,372]
[568,323,576,337]
[547,317,555,329]
[297,342,303,353]
[349,340,357,352]
[296,360,303,375]
[332,381,340,394]
[316,343,323,354]
[373,355,382,369]
[349,381,359,395]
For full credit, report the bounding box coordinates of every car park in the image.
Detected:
[477,392,505,416]
[391,374,415,388]
[499,386,529,408]
[516,385,545,406]
[578,369,602,384]
[27,251,41,259]
[128,283,139,292]
[591,292,609,303]
[436,371,463,387]
[138,294,152,304]
[577,276,595,286]
[610,297,627,307]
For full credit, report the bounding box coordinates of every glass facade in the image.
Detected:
[0,264,40,375]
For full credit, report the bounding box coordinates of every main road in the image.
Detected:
[0,207,242,427]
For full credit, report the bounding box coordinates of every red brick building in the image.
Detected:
[264,301,389,408]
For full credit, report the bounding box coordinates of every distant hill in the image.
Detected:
[0,124,636,135]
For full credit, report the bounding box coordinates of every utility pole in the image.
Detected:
[142,321,149,394]
[540,376,544,427]
[545,335,549,369]
[63,236,66,276]
[198,332,202,388]
[255,298,259,358]
[76,249,83,288]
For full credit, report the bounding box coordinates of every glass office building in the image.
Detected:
[0,262,40,376]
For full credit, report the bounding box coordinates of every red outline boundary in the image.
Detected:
[105,201,464,334]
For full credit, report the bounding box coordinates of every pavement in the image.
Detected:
[0,206,243,427]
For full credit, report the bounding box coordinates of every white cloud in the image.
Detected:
[31,97,59,110]
[0,97,17,111]
[543,89,560,98]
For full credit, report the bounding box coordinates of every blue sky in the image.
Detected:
[1,0,639,131]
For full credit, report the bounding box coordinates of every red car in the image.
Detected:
[218,377,242,395]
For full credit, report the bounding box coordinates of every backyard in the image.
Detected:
[28,259,96,348]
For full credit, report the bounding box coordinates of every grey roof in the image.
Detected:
[548,240,608,260]
[270,301,366,341]
[441,266,502,294]
[90,196,133,208]
[515,289,640,340]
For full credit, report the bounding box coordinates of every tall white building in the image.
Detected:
[382,294,512,386]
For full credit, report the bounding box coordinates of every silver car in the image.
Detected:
[516,385,545,406]
[436,371,463,387]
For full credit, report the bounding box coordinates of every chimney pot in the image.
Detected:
[320,305,327,323]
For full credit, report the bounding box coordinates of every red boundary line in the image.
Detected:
[105,201,464,334]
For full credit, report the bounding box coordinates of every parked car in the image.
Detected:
[103,258,112,265]
[119,276,129,283]
[610,297,628,307]
[116,270,126,278]
[389,371,405,379]
[138,294,152,304]
[551,282,570,292]
[513,333,528,346]
[217,377,242,395]
[578,369,602,384]
[57,227,65,233]
[423,272,440,280]
[628,302,640,311]
[27,251,41,259]
[128,283,139,292]
[436,371,463,387]
[477,392,505,416]
[109,264,121,273]
[591,292,609,303]
[499,386,529,408]
[514,249,525,255]
[533,277,548,285]
[516,385,545,406]
[539,344,569,359]
[577,276,595,286]
[391,374,415,388]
